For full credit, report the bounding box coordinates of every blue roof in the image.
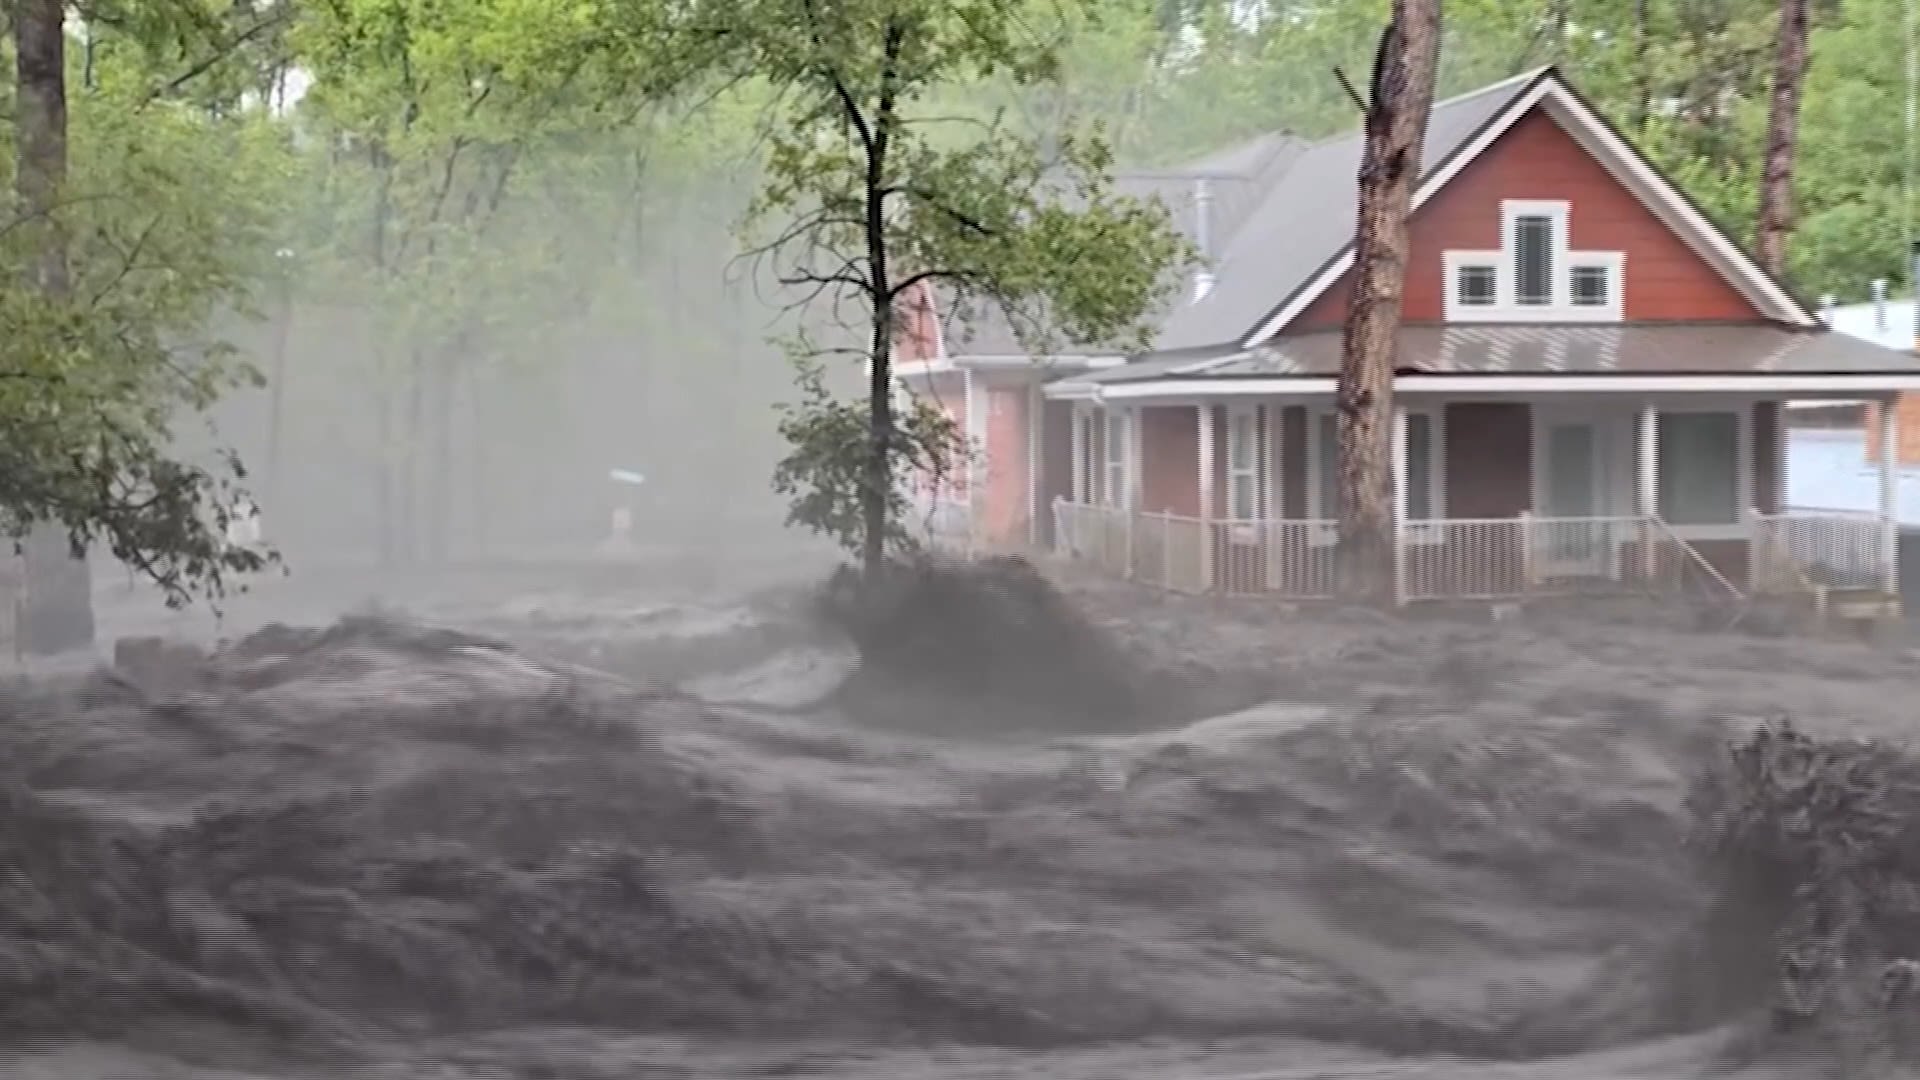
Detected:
[1787,428,1920,521]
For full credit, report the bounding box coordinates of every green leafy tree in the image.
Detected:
[1,0,289,652]
[711,0,1195,574]
[291,0,671,563]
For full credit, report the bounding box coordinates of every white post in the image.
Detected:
[1025,382,1042,549]
[1259,404,1279,590]
[1880,395,1900,596]
[1161,512,1173,589]
[1069,406,1087,504]
[1390,405,1409,606]
[1197,403,1216,590]
[1124,406,1140,577]
[1769,399,1787,513]
[1637,405,1659,583]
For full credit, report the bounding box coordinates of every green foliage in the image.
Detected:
[716,0,1193,560]
[1689,719,1920,1068]
[0,19,292,606]
[771,356,968,558]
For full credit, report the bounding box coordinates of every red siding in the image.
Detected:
[905,372,968,498]
[1864,396,1920,466]
[1141,406,1200,515]
[893,281,943,362]
[981,386,1031,547]
[1290,108,1760,331]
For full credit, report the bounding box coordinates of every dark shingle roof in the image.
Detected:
[940,133,1305,357]
[1071,324,1920,383]
[1152,70,1546,352]
[943,69,1547,358]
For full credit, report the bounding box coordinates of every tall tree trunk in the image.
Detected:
[376,374,396,565]
[1548,0,1570,64]
[1756,0,1811,277]
[1335,0,1442,605]
[470,374,490,559]
[14,0,97,655]
[428,350,456,564]
[369,144,398,566]
[1630,0,1653,134]
[862,332,894,577]
[264,273,293,517]
[401,344,425,564]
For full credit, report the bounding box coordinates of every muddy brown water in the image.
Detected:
[1,559,1915,1078]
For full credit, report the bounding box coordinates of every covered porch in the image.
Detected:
[1046,387,1900,608]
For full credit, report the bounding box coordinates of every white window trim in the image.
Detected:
[1304,407,1446,546]
[1568,251,1626,318]
[1653,408,1751,541]
[1443,250,1503,319]
[1443,200,1625,323]
[1223,405,1264,521]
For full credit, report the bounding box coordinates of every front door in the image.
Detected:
[1537,419,1615,578]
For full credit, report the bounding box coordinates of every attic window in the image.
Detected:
[1571,265,1610,307]
[1442,200,1625,323]
[1512,214,1555,306]
[1456,264,1496,307]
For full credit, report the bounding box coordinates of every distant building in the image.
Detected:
[1827,287,1920,465]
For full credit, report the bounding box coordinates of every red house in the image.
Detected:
[895,68,1920,605]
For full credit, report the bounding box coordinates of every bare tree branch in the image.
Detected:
[139,9,292,107]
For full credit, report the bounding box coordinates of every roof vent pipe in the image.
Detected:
[1192,270,1217,304]
[1819,294,1836,326]
[1191,177,1215,304]
[1874,278,1890,332]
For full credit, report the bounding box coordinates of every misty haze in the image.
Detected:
[9,0,1920,1078]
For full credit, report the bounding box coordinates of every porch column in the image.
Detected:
[1124,406,1141,575]
[1637,406,1658,582]
[1197,404,1216,588]
[1390,405,1409,607]
[1025,382,1042,548]
[1879,396,1900,595]
[1635,407,1659,517]
[1069,406,1087,504]
[1128,406,1144,509]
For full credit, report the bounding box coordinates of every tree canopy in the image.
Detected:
[1,0,293,627]
[2,0,1916,632]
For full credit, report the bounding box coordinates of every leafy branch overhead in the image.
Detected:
[734,0,1196,356]
[717,0,1193,568]
[0,14,290,614]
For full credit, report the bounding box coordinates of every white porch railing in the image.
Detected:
[1752,509,1889,593]
[1052,501,1339,597]
[908,495,975,555]
[1050,498,1774,604]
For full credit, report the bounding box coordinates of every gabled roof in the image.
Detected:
[934,132,1305,358]
[930,66,1821,369]
[1159,67,1817,354]
[1153,68,1546,352]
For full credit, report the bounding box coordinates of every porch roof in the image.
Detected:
[1071,324,1920,386]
